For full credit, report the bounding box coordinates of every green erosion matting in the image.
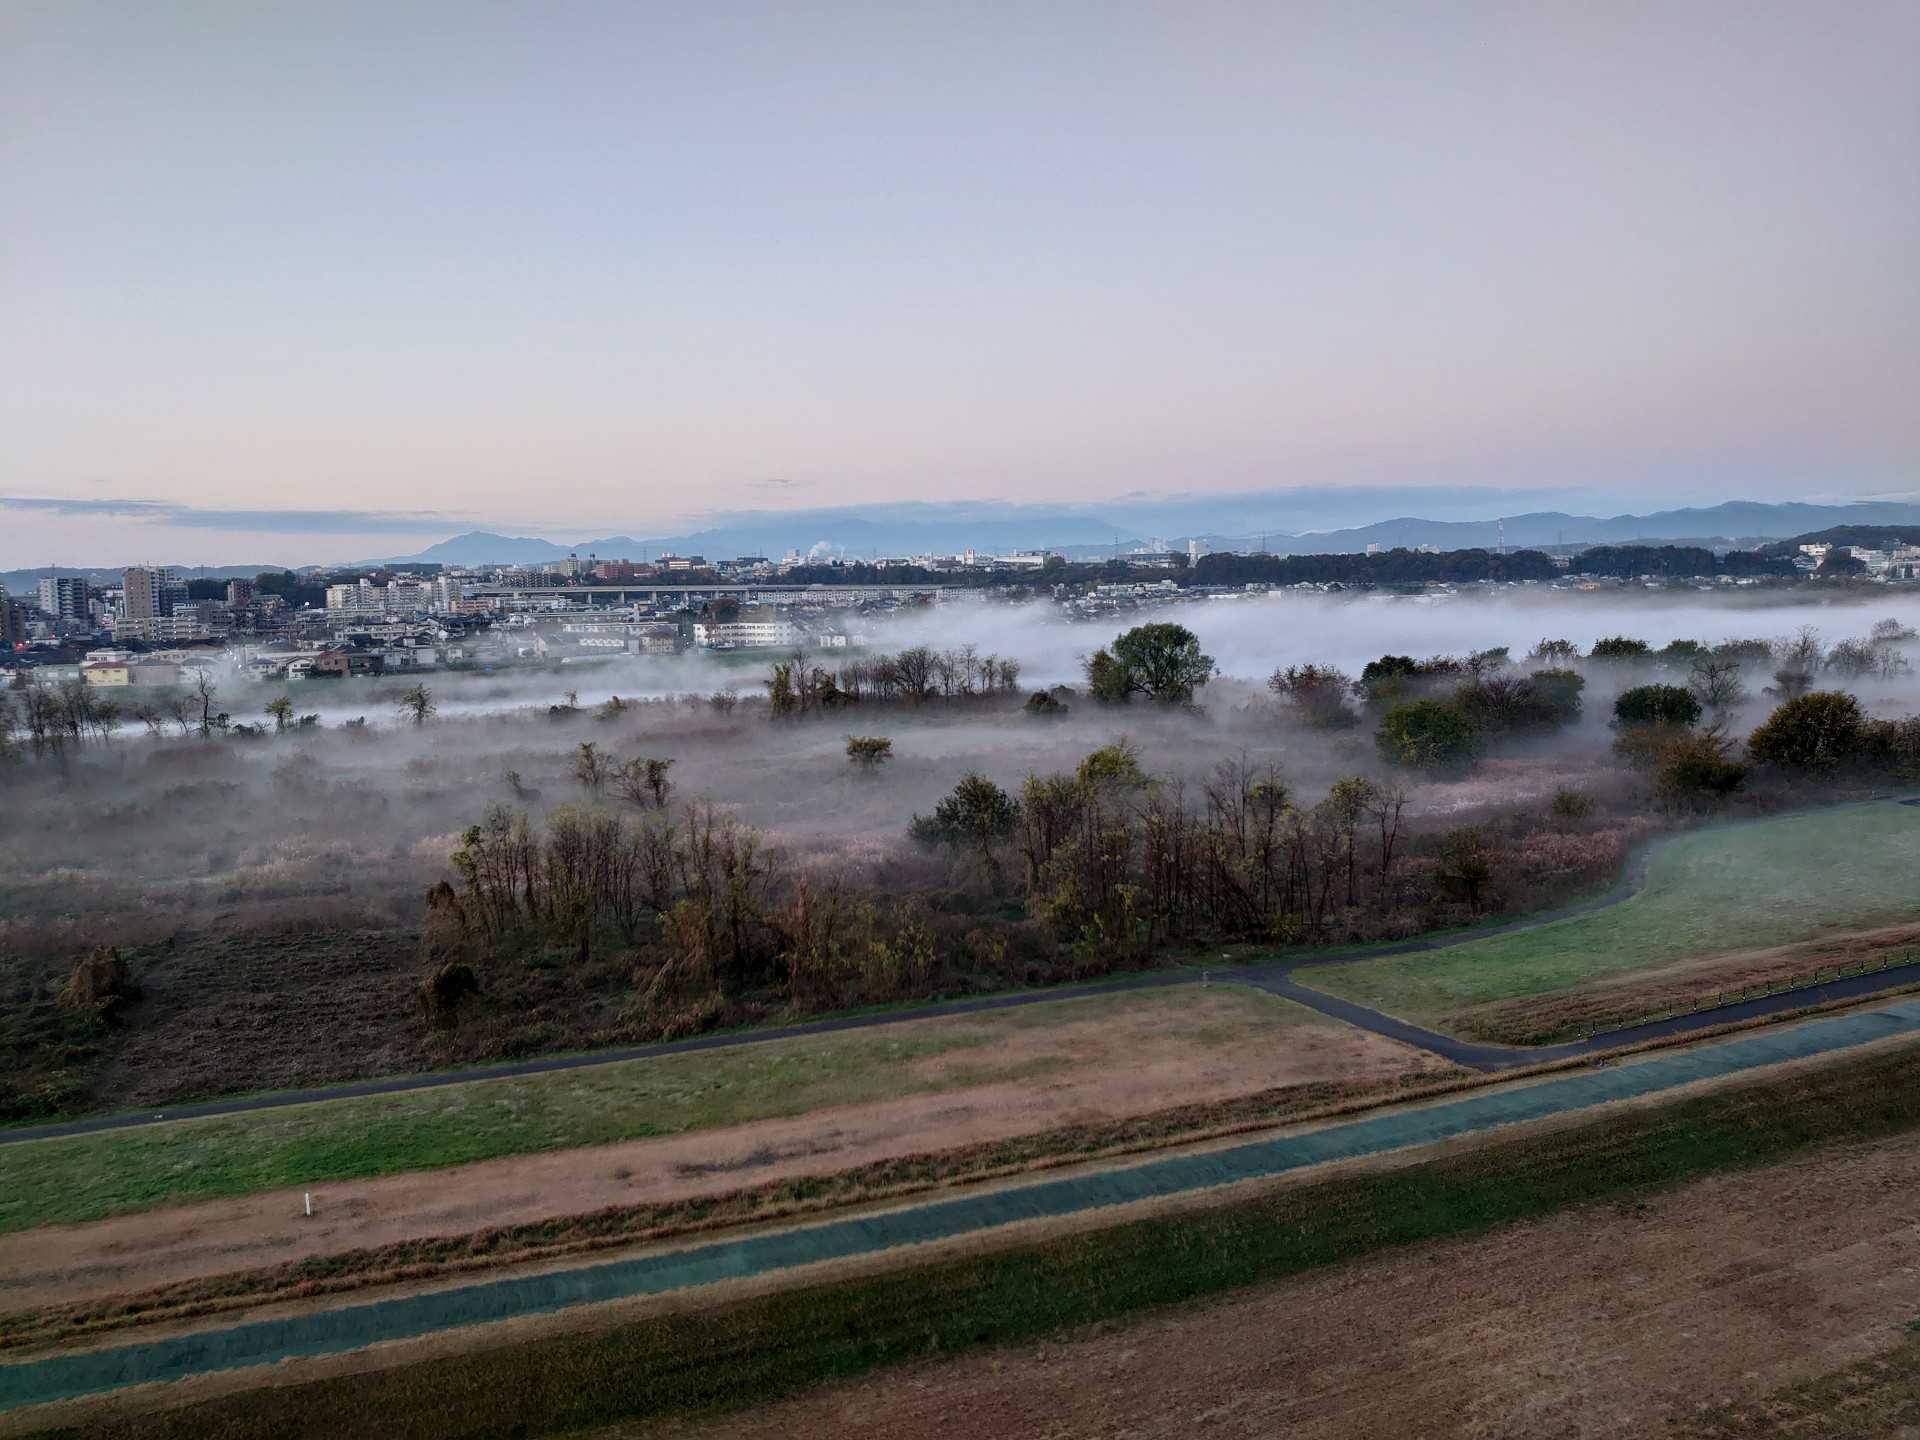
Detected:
[8,997,1920,1412]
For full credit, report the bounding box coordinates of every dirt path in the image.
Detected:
[634,1129,1920,1440]
[0,1021,1436,1312]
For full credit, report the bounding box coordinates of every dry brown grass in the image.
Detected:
[1444,925,1920,1044]
[0,1068,1461,1353]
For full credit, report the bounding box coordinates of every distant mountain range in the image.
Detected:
[12,497,1920,590]
[0,562,290,596]
[377,499,1920,567]
[1247,501,1920,555]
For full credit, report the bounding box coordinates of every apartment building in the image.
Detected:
[36,575,93,623]
[122,566,188,620]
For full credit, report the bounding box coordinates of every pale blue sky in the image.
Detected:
[3,1,1917,564]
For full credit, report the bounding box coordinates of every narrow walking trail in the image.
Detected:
[7,998,1918,1412]
[1245,963,1920,1069]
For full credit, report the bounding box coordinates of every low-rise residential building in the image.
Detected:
[691,617,802,649]
[80,659,189,687]
[112,614,213,643]
[307,649,385,677]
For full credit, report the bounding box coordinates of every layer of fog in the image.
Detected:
[12,586,1920,953]
[200,587,1920,731]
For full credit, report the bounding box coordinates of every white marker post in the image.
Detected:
[304,1192,312,1217]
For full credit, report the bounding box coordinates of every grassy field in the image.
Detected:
[0,986,1312,1235]
[1312,800,1920,1026]
[52,1037,1920,1440]
[0,1067,1454,1352]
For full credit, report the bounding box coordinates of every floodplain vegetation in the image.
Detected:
[4,616,1920,1121]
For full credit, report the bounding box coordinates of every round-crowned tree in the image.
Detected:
[1375,700,1482,772]
[1613,684,1702,729]
[910,773,1020,870]
[1746,691,1868,770]
[1589,636,1653,662]
[1087,623,1215,705]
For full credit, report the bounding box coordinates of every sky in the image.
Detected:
[3,1,1918,566]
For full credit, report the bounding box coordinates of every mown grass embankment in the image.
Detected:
[49,1037,1920,1440]
[0,1068,1451,1352]
[1442,940,1920,1045]
[0,986,1310,1235]
[1314,801,1920,1025]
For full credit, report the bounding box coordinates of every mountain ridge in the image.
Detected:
[380,499,1920,566]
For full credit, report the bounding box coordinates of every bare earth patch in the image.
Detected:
[0,995,1438,1313]
[1445,922,1920,1044]
[630,1128,1920,1440]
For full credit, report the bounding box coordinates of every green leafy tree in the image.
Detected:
[1613,684,1702,729]
[1656,731,1747,806]
[1087,623,1215,705]
[1747,691,1868,770]
[264,695,294,734]
[1269,664,1358,728]
[1076,739,1147,788]
[1356,654,1421,707]
[1588,636,1652,662]
[1528,668,1586,721]
[397,684,435,726]
[1084,649,1133,704]
[764,660,798,716]
[1374,700,1482,772]
[910,773,1020,873]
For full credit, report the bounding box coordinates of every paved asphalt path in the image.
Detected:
[9,997,1920,1412]
[1246,963,1920,1069]
[5,794,1916,1144]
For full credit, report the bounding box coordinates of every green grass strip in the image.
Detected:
[52,1038,1920,1440]
[0,987,1303,1235]
[1317,800,1920,1020]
